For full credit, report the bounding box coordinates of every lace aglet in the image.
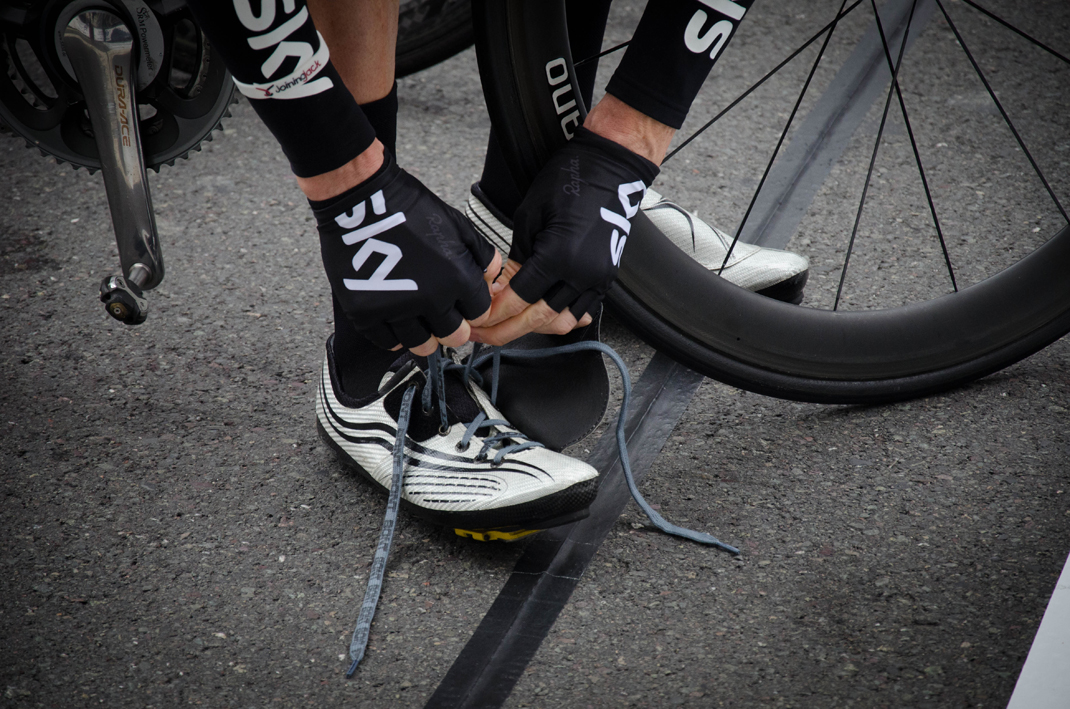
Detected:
[346,657,361,678]
[691,530,739,555]
[715,540,741,555]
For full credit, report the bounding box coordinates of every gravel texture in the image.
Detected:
[2,1,1068,707]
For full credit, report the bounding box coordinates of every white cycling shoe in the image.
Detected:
[316,337,599,540]
[466,184,809,304]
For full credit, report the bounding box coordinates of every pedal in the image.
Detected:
[453,527,543,543]
[100,274,148,325]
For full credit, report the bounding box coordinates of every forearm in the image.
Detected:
[297,0,400,200]
[307,0,399,104]
[184,0,375,181]
[594,0,752,158]
[186,0,399,201]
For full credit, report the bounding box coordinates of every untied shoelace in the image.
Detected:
[346,341,739,676]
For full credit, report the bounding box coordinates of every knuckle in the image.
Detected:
[444,325,469,344]
[412,342,437,357]
[468,313,491,328]
[534,302,558,321]
[550,319,574,336]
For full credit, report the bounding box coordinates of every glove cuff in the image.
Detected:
[569,126,660,187]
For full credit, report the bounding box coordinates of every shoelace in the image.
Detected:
[346,341,738,676]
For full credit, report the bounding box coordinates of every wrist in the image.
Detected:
[296,140,386,202]
[583,94,675,166]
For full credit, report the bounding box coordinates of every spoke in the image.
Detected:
[575,40,629,69]
[959,0,1070,65]
[719,0,854,275]
[872,0,958,292]
[664,0,864,164]
[935,0,1068,223]
[834,0,918,311]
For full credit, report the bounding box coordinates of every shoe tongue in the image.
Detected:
[382,351,484,427]
[440,368,482,425]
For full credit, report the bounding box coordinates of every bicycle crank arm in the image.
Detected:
[62,9,164,324]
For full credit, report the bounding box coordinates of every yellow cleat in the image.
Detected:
[453,527,543,542]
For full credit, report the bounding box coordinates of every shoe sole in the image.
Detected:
[756,269,809,305]
[317,420,595,535]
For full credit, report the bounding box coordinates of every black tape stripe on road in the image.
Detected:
[739,0,936,249]
[424,352,705,709]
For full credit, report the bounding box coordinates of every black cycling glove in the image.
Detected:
[509,127,659,318]
[314,151,497,349]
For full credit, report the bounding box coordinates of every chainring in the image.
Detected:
[0,0,234,172]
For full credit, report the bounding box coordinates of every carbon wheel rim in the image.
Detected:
[472,0,1070,404]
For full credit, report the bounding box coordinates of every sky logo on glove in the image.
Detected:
[334,191,417,292]
[599,181,646,266]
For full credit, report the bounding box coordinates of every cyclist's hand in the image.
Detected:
[471,127,657,346]
[314,151,499,356]
[475,257,593,343]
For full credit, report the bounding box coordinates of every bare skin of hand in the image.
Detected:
[469,258,593,347]
[470,95,675,347]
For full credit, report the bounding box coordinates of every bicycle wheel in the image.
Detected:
[471,0,1070,405]
[396,0,473,78]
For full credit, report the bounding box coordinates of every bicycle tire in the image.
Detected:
[471,0,1070,405]
[396,0,473,79]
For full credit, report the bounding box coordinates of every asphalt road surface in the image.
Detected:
[2,1,1068,707]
